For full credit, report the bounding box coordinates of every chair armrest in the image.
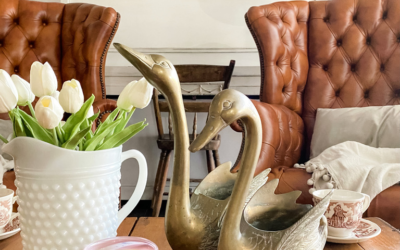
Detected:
[93,99,117,127]
[232,100,304,175]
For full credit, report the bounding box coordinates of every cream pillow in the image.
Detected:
[310,106,400,158]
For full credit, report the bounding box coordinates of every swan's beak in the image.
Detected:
[189,116,227,152]
[113,43,155,75]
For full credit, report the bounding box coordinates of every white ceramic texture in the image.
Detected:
[313,189,370,238]
[1,137,148,250]
[326,219,381,243]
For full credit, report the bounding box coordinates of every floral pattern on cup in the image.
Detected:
[2,216,19,233]
[0,200,11,226]
[354,221,378,238]
[313,198,363,229]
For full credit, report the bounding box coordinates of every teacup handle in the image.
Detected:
[362,194,371,213]
[117,150,148,226]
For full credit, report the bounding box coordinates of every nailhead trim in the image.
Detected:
[100,13,120,99]
[97,110,112,127]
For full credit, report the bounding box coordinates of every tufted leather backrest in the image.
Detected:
[0,0,119,102]
[246,1,309,115]
[0,0,64,85]
[303,0,400,156]
[62,3,119,101]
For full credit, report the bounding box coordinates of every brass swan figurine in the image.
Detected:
[190,89,333,250]
[114,43,270,249]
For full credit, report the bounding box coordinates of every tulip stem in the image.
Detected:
[27,102,36,119]
[52,128,58,146]
[0,134,8,144]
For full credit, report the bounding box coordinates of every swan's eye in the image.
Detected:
[223,101,232,110]
[158,61,170,69]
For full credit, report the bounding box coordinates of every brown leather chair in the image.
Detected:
[1,0,120,194]
[238,0,400,228]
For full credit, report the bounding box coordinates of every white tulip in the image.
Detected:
[59,79,84,113]
[51,90,60,101]
[86,106,94,118]
[11,75,35,106]
[117,81,136,111]
[0,70,18,113]
[30,61,58,97]
[35,96,64,129]
[117,77,154,111]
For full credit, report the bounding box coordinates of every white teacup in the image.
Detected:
[0,188,18,228]
[313,189,370,238]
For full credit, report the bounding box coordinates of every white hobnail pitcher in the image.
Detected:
[2,137,147,250]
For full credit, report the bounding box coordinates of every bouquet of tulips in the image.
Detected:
[0,61,152,151]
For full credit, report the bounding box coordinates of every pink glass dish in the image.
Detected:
[84,237,158,250]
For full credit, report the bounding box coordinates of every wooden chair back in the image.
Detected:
[152,60,235,140]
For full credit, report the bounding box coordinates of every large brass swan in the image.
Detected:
[190,89,333,250]
[113,43,270,249]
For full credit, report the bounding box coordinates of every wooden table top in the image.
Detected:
[1,217,399,249]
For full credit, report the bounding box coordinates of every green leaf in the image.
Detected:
[62,127,91,150]
[12,109,26,137]
[96,121,148,150]
[88,112,100,124]
[56,125,65,144]
[94,108,120,135]
[63,95,95,141]
[114,109,135,134]
[0,133,8,143]
[19,109,54,144]
[84,121,121,151]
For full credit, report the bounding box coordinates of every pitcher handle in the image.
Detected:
[118,150,147,226]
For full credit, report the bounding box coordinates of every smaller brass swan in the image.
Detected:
[114,43,270,249]
[190,89,333,250]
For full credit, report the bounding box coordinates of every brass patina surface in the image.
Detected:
[114,43,270,250]
[190,89,333,250]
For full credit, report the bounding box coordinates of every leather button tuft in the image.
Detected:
[14,18,19,25]
[351,65,356,72]
[397,37,400,43]
[353,15,357,22]
[0,43,2,47]
[335,90,340,97]
[364,91,369,98]
[366,38,371,45]
[323,17,329,23]
[323,66,329,71]
[380,64,385,72]
[14,67,19,73]
[337,40,342,47]
[382,11,388,20]
[42,21,48,26]
[29,42,34,48]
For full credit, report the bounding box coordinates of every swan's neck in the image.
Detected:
[165,90,191,220]
[220,114,262,242]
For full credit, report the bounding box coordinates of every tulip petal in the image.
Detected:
[0,70,18,112]
[41,62,58,96]
[12,75,35,106]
